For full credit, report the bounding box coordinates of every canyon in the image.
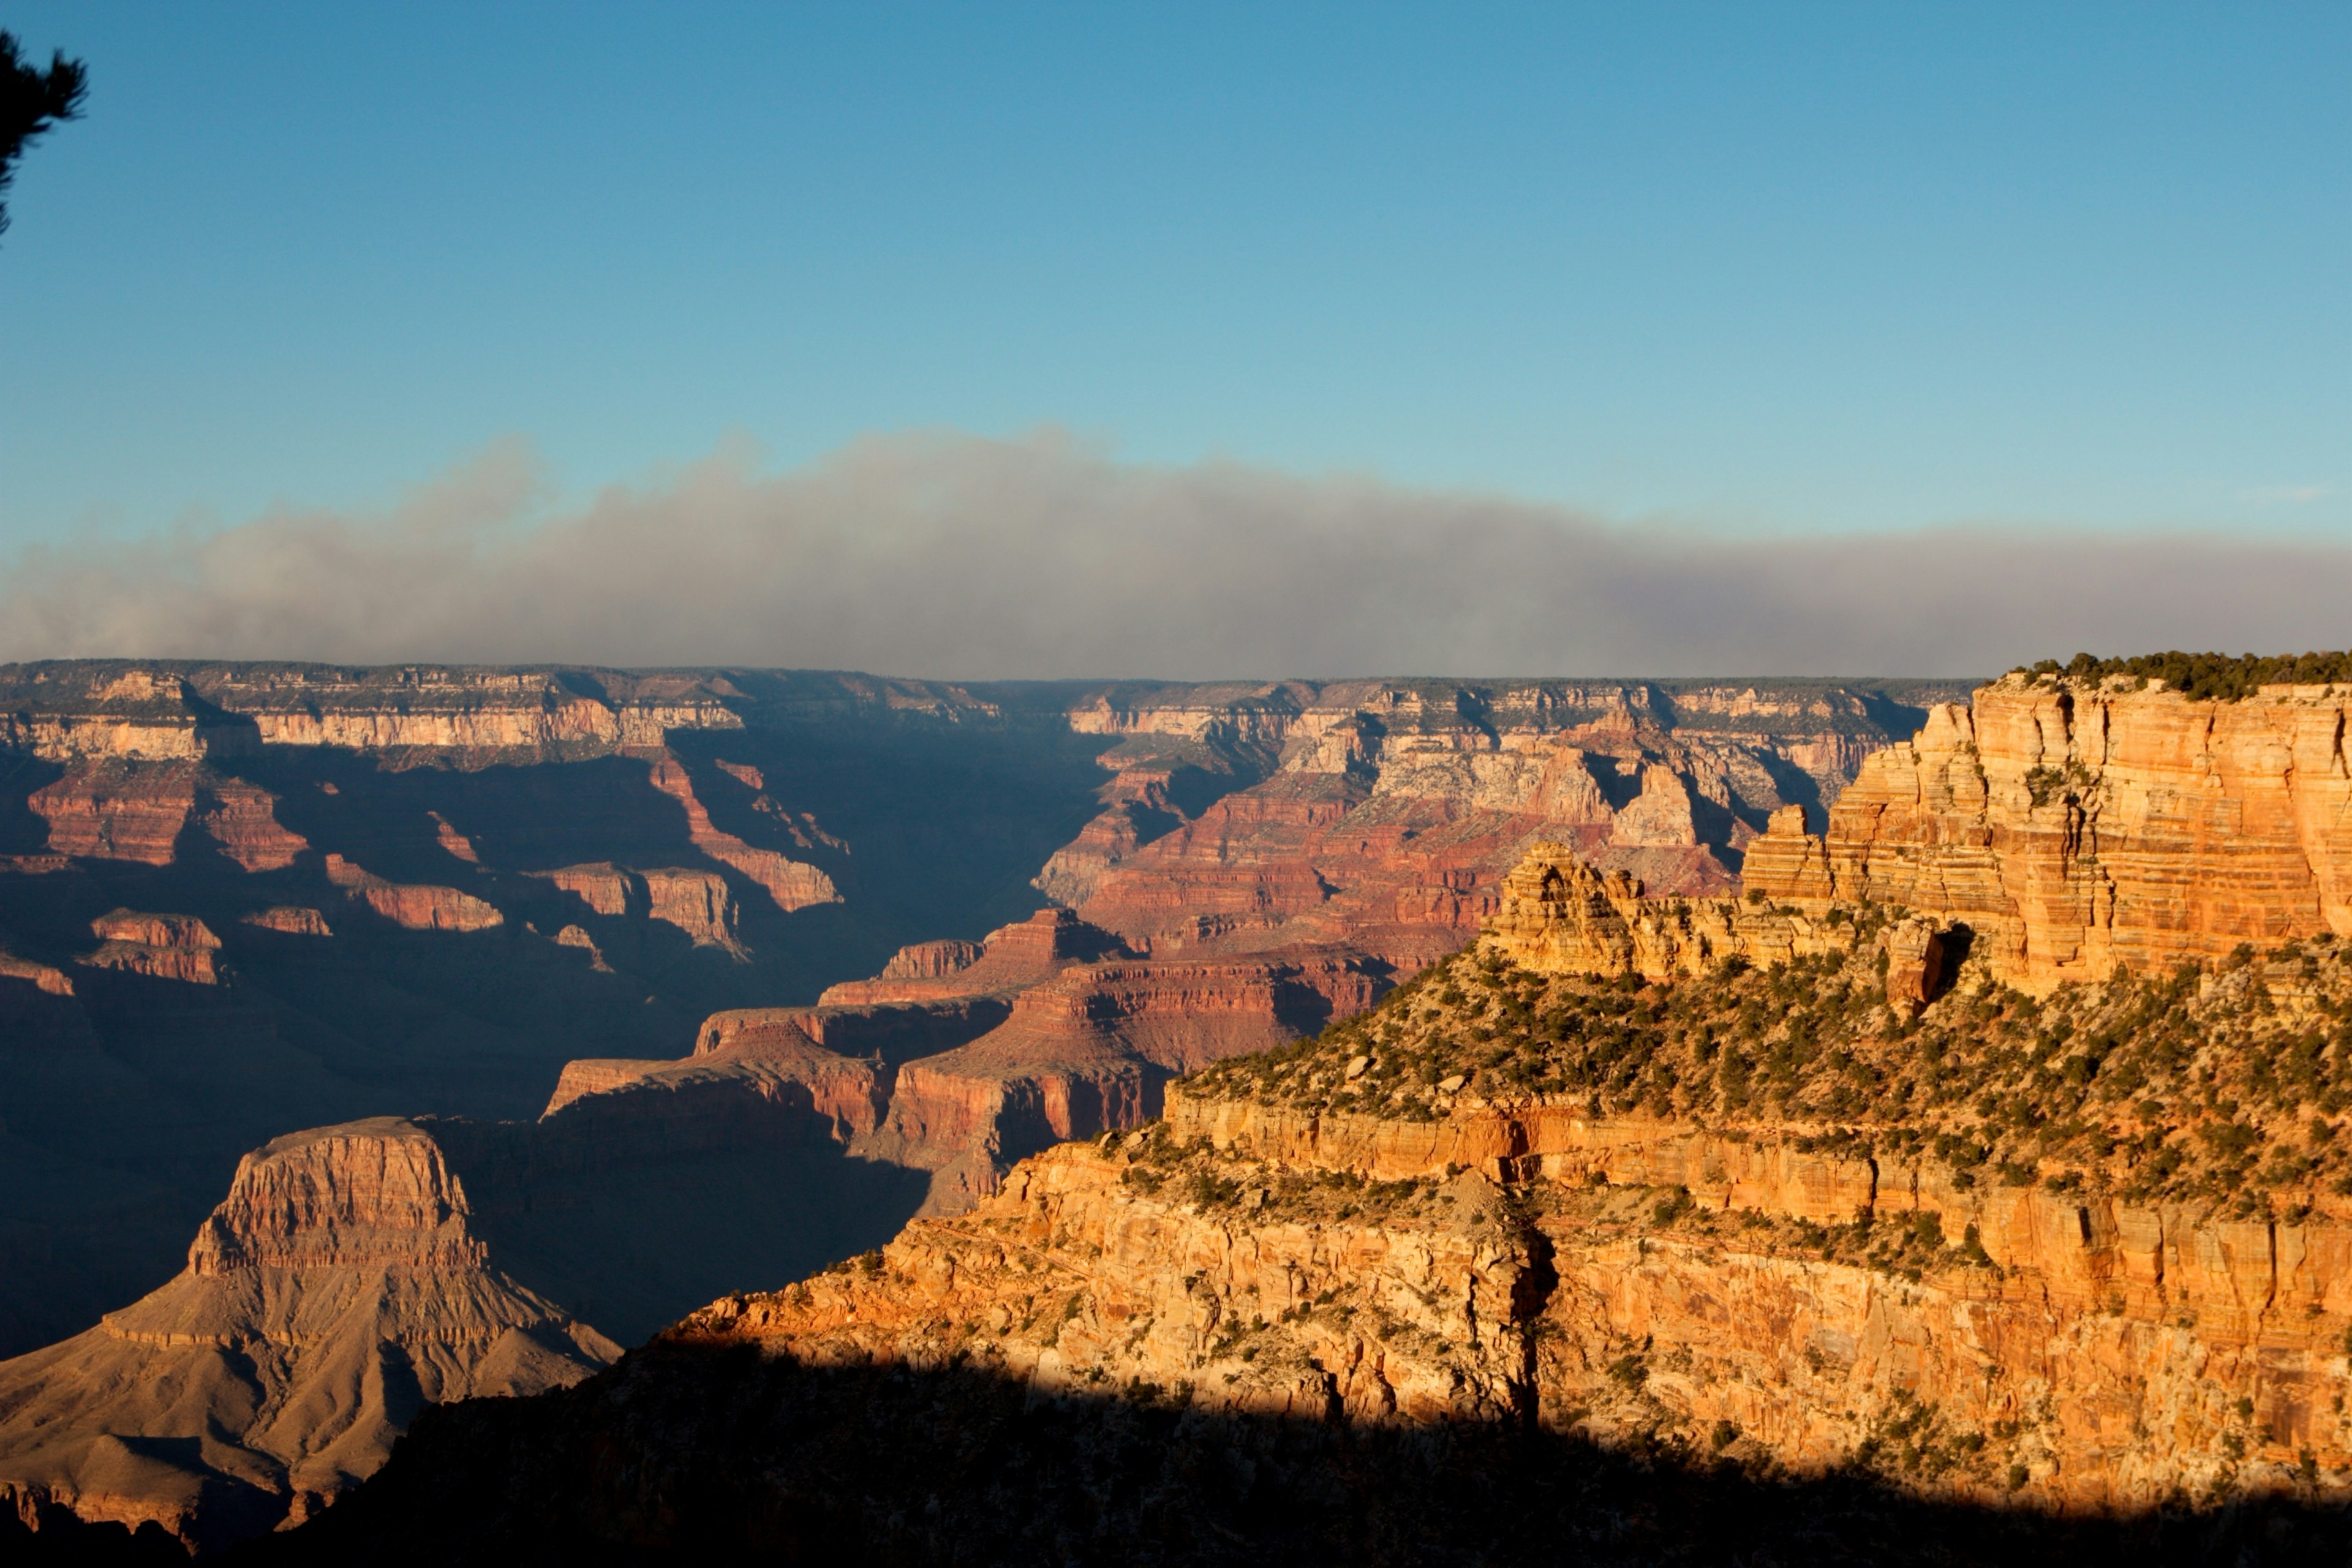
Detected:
[0,662,1928,1359]
[28,660,2352,1555]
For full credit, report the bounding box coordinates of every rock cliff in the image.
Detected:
[1744,673,2352,991]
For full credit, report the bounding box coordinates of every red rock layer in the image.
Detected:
[879,938,984,980]
[195,777,308,870]
[819,907,1125,1006]
[0,951,74,997]
[1068,726,1782,979]
[643,752,839,913]
[28,761,197,864]
[689,997,1011,1063]
[428,811,480,863]
[89,910,219,950]
[77,910,224,986]
[686,1126,2352,1517]
[530,861,638,916]
[528,861,748,949]
[324,854,503,933]
[639,867,743,954]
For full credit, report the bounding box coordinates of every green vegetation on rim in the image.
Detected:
[2011,650,2352,702]
[1186,928,2352,1222]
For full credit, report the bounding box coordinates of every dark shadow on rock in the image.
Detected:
[0,1502,188,1564]
[1856,690,1936,744]
[0,751,66,854]
[437,1113,932,1347]
[233,1344,2352,1567]
[1752,749,1828,833]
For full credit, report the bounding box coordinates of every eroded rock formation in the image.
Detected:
[78,908,224,985]
[0,1118,614,1550]
[325,854,503,933]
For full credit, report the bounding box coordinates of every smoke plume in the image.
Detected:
[4,431,2343,679]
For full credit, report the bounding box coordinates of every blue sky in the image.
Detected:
[0,2,2344,556]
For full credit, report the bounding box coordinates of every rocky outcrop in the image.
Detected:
[244,905,333,937]
[29,761,310,870]
[0,1118,614,1550]
[650,1118,2352,1518]
[197,667,736,757]
[1477,842,1846,981]
[78,909,224,985]
[529,861,638,916]
[820,907,1126,1006]
[529,861,748,951]
[428,811,479,863]
[878,938,984,980]
[325,854,503,933]
[197,777,309,870]
[551,923,610,968]
[1057,678,1951,976]
[540,1000,1008,1124]
[1744,674,2352,991]
[639,867,742,954]
[689,997,1011,1063]
[0,950,74,997]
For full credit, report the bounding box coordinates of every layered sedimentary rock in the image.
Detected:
[196,777,309,871]
[243,906,333,937]
[0,949,74,997]
[541,1000,1007,1125]
[0,1118,614,1550]
[325,854,503,933]
[529,861,761,951]
[639,868,743,954]
[28,761,198,864]
[1477,843,1844,982]
[28,760,312,870]
[529,861,639,917]
[1744,674,2352,991]
[675,1126,2352,1516]
[78,909,224,985]
[878,937,984,980]
[0,660,1962,1542]
[428,811,480,863]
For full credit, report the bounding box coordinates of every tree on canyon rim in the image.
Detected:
[0,31,86,242]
